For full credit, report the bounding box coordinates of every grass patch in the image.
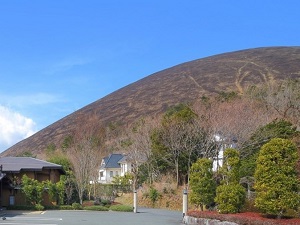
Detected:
[109,205,133,212]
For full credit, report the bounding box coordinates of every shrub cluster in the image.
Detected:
[6,205,37,210]
[7,202,133,212]
[57,205,73,210]
[71,202,82,210]
[84,205,109,211]
[109,205,133,212]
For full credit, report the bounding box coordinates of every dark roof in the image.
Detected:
[117,155,128,164]
[0,157,65,174]
[100,154,124,169]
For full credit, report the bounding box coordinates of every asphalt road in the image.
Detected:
[0,208,183,225]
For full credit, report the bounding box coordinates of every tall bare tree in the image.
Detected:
[180,119,216,184]
[67,113,103,204]
[264,79,300,127]
[153,104,200,186]
[194,96,274,159]
[157,121,185,186]
[115,118,159,189]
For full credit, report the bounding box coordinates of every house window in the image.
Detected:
[100,172,104,178]
[110,171,113,177]
[116,171,118,176]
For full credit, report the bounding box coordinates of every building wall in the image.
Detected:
[1,169,62,207]
[120,162,132,176]
[99,168,121,184]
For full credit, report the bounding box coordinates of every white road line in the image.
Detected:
[5,217,62,221]
[0,223,57,225]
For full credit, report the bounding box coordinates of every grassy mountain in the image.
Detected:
[2,46,300,157]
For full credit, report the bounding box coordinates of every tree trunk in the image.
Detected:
[176,159,179,187]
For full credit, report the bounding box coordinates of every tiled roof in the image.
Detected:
[100,154,124,169]
[117,155,128,164]
[0,157,65,174]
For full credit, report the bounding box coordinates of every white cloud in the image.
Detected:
[0,105,36,152]
[0,93,65,108]
[45,57,91,75]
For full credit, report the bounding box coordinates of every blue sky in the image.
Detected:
[0,1,300,152]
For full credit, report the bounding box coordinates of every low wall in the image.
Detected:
[183,216,238,225]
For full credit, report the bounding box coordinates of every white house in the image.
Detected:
[212,134,238,171]
[118,155,132,177]
[98,154,132,184]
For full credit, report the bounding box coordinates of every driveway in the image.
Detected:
[0,208,183,225]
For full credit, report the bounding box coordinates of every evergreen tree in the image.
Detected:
[189,158,216,211]
[215,148,246,213]
[254,138,300,218]
[219,148,241,184]
[240,119,298,178]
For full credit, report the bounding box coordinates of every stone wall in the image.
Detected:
[183,216,238,225]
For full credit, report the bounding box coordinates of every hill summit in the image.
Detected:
[2,47,300,157]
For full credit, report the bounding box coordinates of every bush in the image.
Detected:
[189,158,216,211]
[84,205,109,211]
[35,204,44,211]
[242,199,258,213]
[149,187,161,206]
[44,205,60,210]
[93,199,101,205]
[254,138,300,218]
[109,205,133,212]
[72,202,83,210]
[6,205,36,210]
[58,205,73,210]
[215,184,246,214]
[82,200,94,207]
[21,175,44,205]
[101,199,111,206]
[6,204,45,211]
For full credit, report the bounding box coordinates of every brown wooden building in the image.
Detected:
[0,157,65,207]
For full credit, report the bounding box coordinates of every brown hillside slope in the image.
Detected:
[2,47,300,157]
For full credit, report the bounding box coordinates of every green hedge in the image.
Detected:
[7,204,132,212]
[109,205,133,212]
[6,205,36,210]
[44,205,60,210]
[84,205,109,211]
[71,203,83,210]
[58,205,73,210]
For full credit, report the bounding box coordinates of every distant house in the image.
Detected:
[0,157,65,207]
[98,154,132,184]
[212,135,238,171]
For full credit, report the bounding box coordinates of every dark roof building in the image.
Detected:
[100,154,124,169]
[0,157,65,207]
[0,157,65,174]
